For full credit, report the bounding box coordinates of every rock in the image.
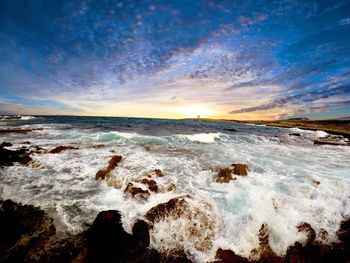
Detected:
[213,248,249,263]
[216,167,236,183]
[297,222,316,243]
[83,210,158,263]
[19,155,33,165]
[95,155,122,180]
[154,169,164,177]
[0,143,32,166]
[140,178,159,192]
[0,128,43,134]
[124,183,150,200]
[91,144,105,148]
[289,133,301,136]
[145,196,216,254]
[314,139,350,146]
[95,169,108,180]
[0,142,13,147]
[232,163,249,176]
[312,179,320,186]
[49,146,78,154]
[224,128,237,132]
[0,199,81,263]
[106,155,122,171]
[284,218,350,263]
[250,224,282,262]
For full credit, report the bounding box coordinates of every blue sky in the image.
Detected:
[0,0,349,119]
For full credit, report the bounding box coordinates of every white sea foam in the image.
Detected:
[178,133,224,143]
[0,125,349,262]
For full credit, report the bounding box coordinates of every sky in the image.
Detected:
[0,0,350,120]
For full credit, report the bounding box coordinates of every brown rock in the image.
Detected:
[140,178,159,193]
[95,155,122,180]
[91,144,105,148]
[232,163,249,176]
[95,169,108,180]
[49,146,78,154]
[216,168,236,183]
[250,224,282,263]
[124,183,150,200]
[154,169,164,177]
[213,248,249,263]
[297,222,316,243]
[19,155,32,165]
[106,155,122,171]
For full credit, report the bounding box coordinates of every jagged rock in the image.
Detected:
[95,155,122,180]
[49,146,78,154]
[82,210,159,263]
[0,142,13,147]
[140,178,159,192]
[0,143,32,166]
[0,199,82,263]
[297,222,316,243]
[216,168,236,183]
[250,224,282,263]
[145,196,216,255]
[124,183,150,200]
[232,163,249,176]
[154,169,164,177]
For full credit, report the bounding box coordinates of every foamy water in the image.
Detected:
[0,116,349,262]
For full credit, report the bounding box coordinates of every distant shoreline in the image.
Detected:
[185,118,350,137]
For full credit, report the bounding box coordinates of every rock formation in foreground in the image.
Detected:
[0,199,349,262]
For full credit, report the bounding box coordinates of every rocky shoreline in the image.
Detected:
[0,198,349,263]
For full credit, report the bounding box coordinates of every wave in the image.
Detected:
[0,115,36,121]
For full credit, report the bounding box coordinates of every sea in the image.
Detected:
[0,115,349,262]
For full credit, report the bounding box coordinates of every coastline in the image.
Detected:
[185,118,350,138]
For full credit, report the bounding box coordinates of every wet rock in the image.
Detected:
[224,128,237,132]
[124,183,150,200]
[216,167,236,183]
[0,199,81,263]
[106,155,122,171]
[95,169,108,180]
[82,210,159,263]
[154,169,164,177]
[145,196,217,256]
[213,248,249,263]
[91,144,105,148]
[319,228,329,241]
[0,143,32,166]
[297,222,316,243]
[314,139,350,146]
[140,178,159,192]
[289,133,301,136]
[49,146,78,154]
[19,155,33,165]
[250,224,282,262]
[163,183,176,192]
[0,142,13,147]
[232,163,249,176]
[312,179,320,186]
[95,155,122,180]
[284,218,350,263]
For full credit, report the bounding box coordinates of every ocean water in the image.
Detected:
[0,116,349,262]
